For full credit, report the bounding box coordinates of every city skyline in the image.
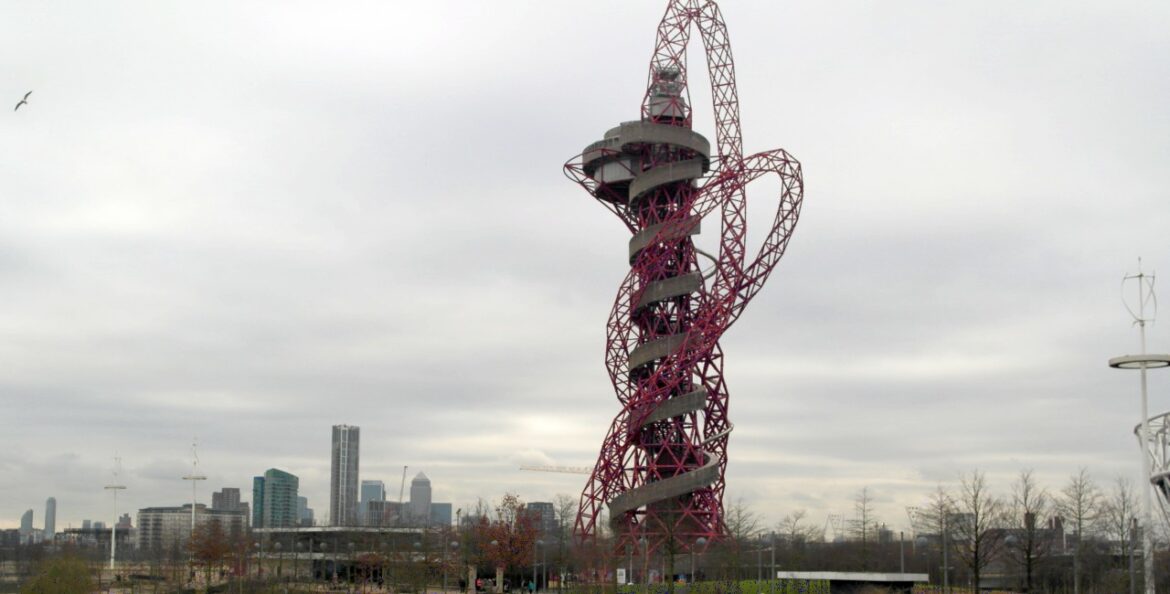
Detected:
[3,0,1170,535]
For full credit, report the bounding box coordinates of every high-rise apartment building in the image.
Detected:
[330,425,360,526]
[525,502,557,536]
[212,488,240,511]
[251,469,299,528]
[366,501,402,527]
[360,480,385,525]
[212,487,249,526]
[137,504,245,552]
[43,498,56,541]
[297,496,314,527]
[409,472,431,524]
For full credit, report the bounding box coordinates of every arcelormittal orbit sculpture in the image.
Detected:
[564,0,804,557]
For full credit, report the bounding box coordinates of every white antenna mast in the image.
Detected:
[103,455,126,572]
[181,437,207,536]
[1109,259,1170,594]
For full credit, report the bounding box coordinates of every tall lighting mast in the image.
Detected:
[182,438,207,536]
[104,456,126,572]
[1110,261,1170,594]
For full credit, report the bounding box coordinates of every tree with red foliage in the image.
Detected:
[475,494,538,593]
[188,520,232,587]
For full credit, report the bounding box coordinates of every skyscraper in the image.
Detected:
[297,496,314,527]
[251,469,299,528]
[19,509,33,544]
[43,498,56,541]
[409,472,431,524]
[252,477,265,528]
[330,425,360,526]
[360,480,385,525]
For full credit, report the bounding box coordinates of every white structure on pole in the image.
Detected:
[181,438,207,536]
[1109,262,1170,594]
[104,456,126,572]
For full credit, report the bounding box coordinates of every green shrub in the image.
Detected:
[19,556,94,594]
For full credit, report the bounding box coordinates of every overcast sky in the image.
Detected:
[3,0,1170,536]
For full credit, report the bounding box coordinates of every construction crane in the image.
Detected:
[519,465,591,475]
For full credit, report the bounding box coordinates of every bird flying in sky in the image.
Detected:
[14,90,31,111]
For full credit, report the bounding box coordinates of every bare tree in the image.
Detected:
[1102,477,1139,592]
[777,510,823,545]
[849,487,881,570]
[952,470,1005,591]
[1007,469,1051,593]
[1057,468,1101,594]
[913,486,956,591]
[776,510,822,570]
[708,498,761,580]
[725,497,762,542]
[552,494,576,592]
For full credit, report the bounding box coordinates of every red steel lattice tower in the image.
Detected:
[564,0,805,559]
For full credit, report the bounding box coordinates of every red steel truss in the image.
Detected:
[563,0,805,560]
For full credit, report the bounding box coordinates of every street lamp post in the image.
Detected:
[275,542,283,579]
[942,514,950,594]
[626,544,632,586]
[533,540,544,593]
[320,541,328,582]
[769,532,776,594]
[348,542,355,584]
[491,539,503,594]
[329,540,339,582]
[690,537,707,584]
[900,531,905,574]
[757,538,763,581]
[296,541,303,582]
[639,538,648,585]
[254,541,262,580]
[444,540,459,592]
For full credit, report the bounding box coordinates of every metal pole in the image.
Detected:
[757,545,762,581]
[1131,517,1138,594]
[627,545,632,586]
[942,515,949,594]
[769,532,775,594]
[1134,272,1156,594]
[110,488,118,571]
[642,539,648,585]
[104,461,126,575]
[900,531,905,574]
